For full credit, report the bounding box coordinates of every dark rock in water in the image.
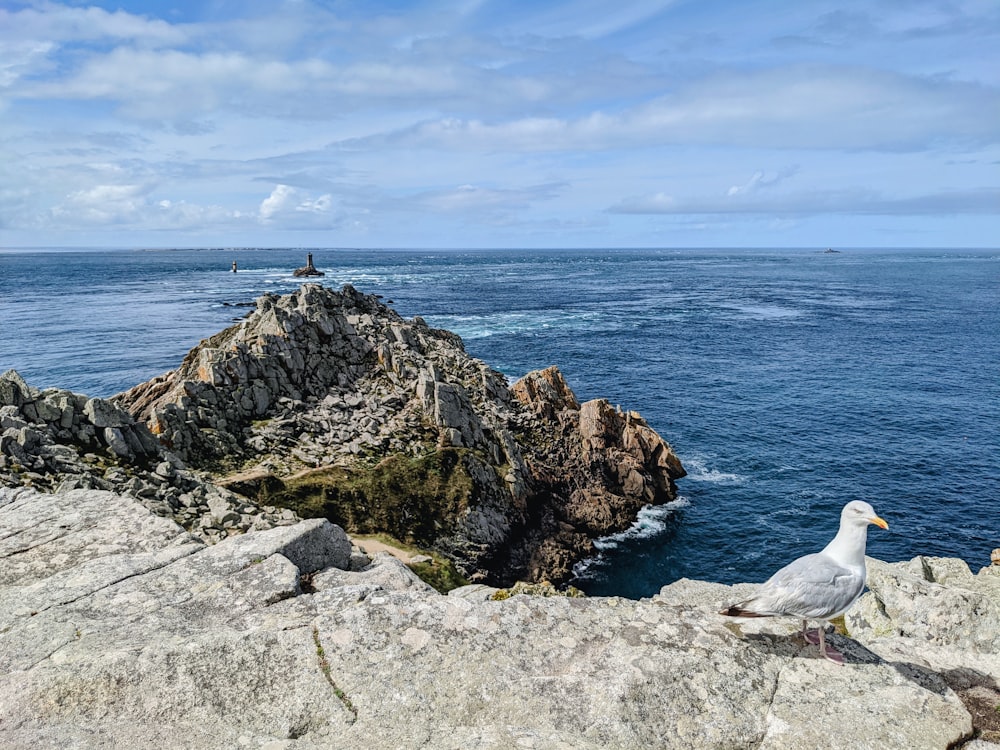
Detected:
[292,252,325,277]
[115,283,686,586]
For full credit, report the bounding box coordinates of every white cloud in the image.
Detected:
[727,167,799,196]
[42,182,246,230]
[608,186,1000,216]
[258,184,345,228]
[495,0,679,41]
[259,185,296,220]
[409,182,563,214]
[338,65,1000,153]
[19,47,486,120]
[0,40,54,88]
[3,1,999,247]
[53,183,151,224]
[0,3,187,46]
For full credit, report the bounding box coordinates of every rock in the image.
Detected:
[846,557,1000,653]
[102,426,132,457]
[0,370,33,408]
[447,583,502,601]
[510,365,580,419]
[844,557,1000,745]
[0,372,302,547]
[0,489,353,749]
[292,252,325,278]
[0,487,988,749]
[113,285,686,586]
[312,552,434,594]
[83,396,135,428]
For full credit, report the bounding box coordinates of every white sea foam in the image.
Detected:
[432,309,609,340]
[682,456,745,484]
[572,498,689,579]
[723,303,801,320]
[592,497,689,552]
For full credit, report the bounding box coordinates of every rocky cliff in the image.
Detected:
[0,369,296,540]
[1,486,997,749]
[113,283,685,585]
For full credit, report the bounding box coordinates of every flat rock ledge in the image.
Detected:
[2,487,996,750]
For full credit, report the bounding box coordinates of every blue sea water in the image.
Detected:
[1,247,997,598]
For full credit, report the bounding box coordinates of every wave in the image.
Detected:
[682,456,746,484]
[722,303,801,320]
[572,498,689,579]
[430,310,612,340]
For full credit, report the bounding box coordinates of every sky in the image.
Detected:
[1,0,998,249]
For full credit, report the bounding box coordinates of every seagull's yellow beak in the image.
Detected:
[870,516,889,530]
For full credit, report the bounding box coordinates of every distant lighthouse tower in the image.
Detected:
[293,253,325,277]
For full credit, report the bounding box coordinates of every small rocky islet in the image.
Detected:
[1,283,998,749]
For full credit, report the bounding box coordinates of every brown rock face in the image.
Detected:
[506,368,686,582]
[115,284,685,585]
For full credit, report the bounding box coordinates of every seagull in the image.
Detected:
[719,500,889,664]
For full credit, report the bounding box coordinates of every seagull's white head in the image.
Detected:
[843,500,889,530]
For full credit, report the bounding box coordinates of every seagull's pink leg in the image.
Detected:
[801,620,821,645]
[818,626,844,665]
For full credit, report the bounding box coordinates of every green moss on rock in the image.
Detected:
[409,557,470,594]
[490,581,586,600]
[267,446,474,547]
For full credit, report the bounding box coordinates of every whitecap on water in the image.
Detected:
[682,456,745,484]
[571,497,689,579]
[430,310,608,340]
[590,498,689,553]
[722,303,801,320]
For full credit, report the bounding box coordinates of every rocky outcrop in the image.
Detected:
[293,252,325,277]
[1,486,994,749]
[114,284,685,585]
[0,369,300,543]
[846,556,1000,744]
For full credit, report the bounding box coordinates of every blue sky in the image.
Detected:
[2,0,998,248]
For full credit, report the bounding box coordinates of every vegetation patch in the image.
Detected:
[490,581,586,600]
[350,532,470,594]
[408,556,469,594]
[266,447,475,548]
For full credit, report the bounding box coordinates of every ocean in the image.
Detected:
[1,247,997,598]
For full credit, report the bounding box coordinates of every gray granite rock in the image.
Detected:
[847,556,1000,653]
[0,372,301,544]
[1,487,990,749]
[113,284,686,586]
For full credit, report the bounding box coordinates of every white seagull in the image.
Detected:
[720,500,889,664]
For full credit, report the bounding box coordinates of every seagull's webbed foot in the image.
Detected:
[817,626,844,665]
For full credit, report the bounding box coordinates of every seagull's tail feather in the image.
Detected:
[719,604,769,618]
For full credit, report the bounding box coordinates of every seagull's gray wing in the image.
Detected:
[740,552,866,620]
